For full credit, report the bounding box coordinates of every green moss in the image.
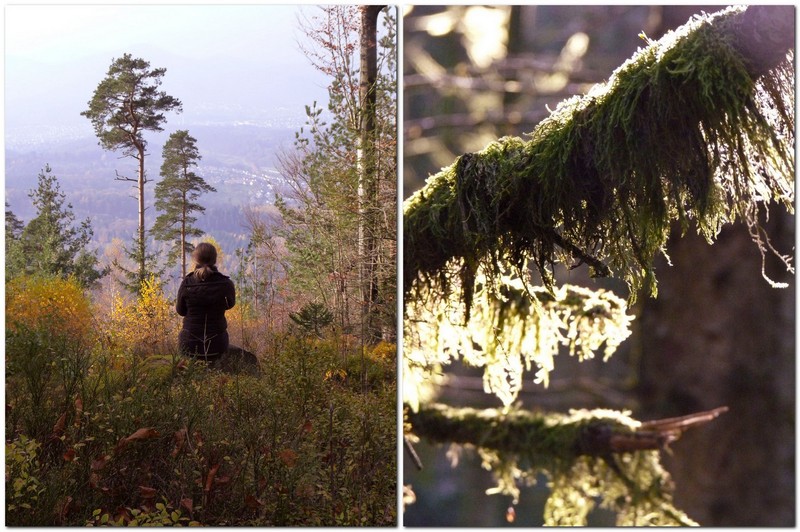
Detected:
[404,6,794,309]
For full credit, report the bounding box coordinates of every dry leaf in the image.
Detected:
[171,428,187,458]
[139,486,157,499]
[115,427,159,454]
[74,397,83,425]
[279,449,298,468]
[244,494,262,509]
[55,496,73,525]
[62,448,76,462]
[126,427,160,441]
[204,463,220,493]
[51,411,67,439]
[91,455,109,471]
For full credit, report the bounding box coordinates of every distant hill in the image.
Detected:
[6,120,304,278]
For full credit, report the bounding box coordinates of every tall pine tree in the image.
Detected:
[81,53,182,289]
[151,130,215,278]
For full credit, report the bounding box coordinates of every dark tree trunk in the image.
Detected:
[359,5,384,343]
[637,210,795,526]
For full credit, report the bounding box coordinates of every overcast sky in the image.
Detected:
[5,4,332,136]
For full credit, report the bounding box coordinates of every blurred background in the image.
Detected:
[402,5,795,526]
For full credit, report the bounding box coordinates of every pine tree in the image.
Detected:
[5,201,23,241]
[6,165,106,286]
[151,130,215,278]
[81,53,182,288]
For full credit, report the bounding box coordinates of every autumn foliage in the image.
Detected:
[6,275,93,342]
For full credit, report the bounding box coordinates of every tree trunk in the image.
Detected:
[359,5,384,344]
[636,211,795,526]
[137,146,146,287]
[181,191,187,278]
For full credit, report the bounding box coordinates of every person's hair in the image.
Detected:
[192,242,218,281]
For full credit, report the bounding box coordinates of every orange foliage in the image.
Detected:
[6,275,93,341]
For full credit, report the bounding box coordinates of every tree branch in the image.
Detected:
[403,6,794,307]
[407,403,728,459]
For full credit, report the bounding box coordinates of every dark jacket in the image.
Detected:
[176,267,236,357]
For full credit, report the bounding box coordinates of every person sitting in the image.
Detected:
[176,242,257,372]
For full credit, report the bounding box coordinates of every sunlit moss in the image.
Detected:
[404,269,634,410]
[404,6,793,526]
[404,6,794,309]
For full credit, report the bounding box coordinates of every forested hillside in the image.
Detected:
[6,122,298,282]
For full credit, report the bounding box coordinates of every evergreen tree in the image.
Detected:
[5,201,23,241]
[6,201,25,277]
[151,130,215,278]
[81,53,182,288]
[6,165,106,286]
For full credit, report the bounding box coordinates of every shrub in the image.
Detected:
[6,435,45,522]
[103,275,179,357]
[5,313,396,525]
[6,274,93,342]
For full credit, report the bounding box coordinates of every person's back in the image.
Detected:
[176,243,235,360]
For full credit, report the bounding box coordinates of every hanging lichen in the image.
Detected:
[404,6,794,311]
[404,268,634,411]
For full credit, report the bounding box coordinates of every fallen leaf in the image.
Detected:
[115,427,159,454]
[126,427,160,441]
[204,463,220,493]
[62,448,76,462]
[171,428,187,458]
[55,496,73,525]
[51,412,67,439]
[74,397,83,425]
[279,449,298,468]
[244,494,262,509]
[114,507,132,525]
[139,486,157,499]
[180,498,193,514]
[91,455,109,471]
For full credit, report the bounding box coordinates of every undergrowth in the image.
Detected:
[6,275,397,526]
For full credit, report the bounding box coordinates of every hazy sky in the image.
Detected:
[5,4,332,136]
[7,4,305,64]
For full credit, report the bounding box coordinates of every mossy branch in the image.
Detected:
[404,6,794,308]
[408,404,728,525]
[407,404,727,461]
